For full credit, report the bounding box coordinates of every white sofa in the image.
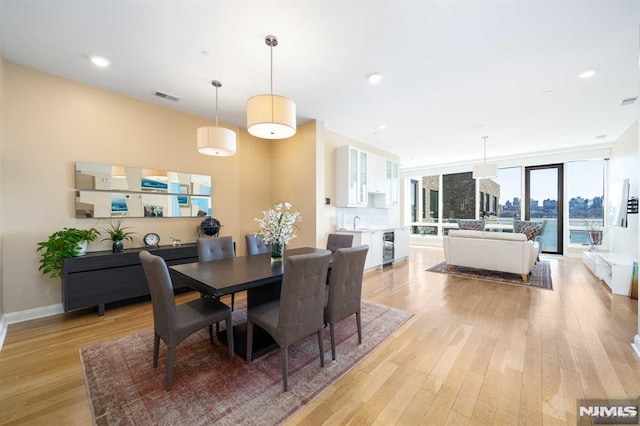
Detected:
[443,230,539,282]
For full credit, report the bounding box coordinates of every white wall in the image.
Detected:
[608,120,639,259]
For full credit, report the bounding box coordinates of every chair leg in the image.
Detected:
[166,347,175,391]
[281,346,289,391]
[246,320,254,363]
[226,312,234,363]
[317,330,325,367]
[208,324,214,345]
[153,333,160,368]
[356,311,362,344]
[230,293,235,311]
[329,322,337,361]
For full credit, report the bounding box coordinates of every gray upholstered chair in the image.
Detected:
[326,233,354,253]
[245,234,271,255]
[246,250,331,391]
[457,219,486,231]
[197,236,236,309]
[197,236,235,261]
[139,250,234,391]
[324,245,369,360]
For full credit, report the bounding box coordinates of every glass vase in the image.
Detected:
[271,241,284,262]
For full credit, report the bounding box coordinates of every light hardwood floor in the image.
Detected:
[1,247,638,425]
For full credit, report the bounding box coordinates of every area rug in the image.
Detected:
[426,260,553,290]
[80,300,412,426]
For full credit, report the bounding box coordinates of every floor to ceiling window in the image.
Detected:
[525,164,563,254]
[566,159,605,248]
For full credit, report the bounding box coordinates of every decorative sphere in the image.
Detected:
[200,217,221,237]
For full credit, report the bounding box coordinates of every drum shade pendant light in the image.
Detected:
[197,80,237,156]
[246,35,296,139]
[473,136,498,179]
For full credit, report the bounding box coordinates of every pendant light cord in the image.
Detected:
[270,42,274,122]
[215,85,219,127]
[482,136,488,165]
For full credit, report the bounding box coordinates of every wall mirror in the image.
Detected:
[75,162,212,218]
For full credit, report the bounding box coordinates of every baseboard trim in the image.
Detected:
[0,316,7,351]
[4,304,64,325]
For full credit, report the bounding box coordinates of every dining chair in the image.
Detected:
[245,234,271,255]
[246,250,331,391]
[324,245,369,360]
[139,250,234,391]
[197,236,236,309]
[326,233,354,253]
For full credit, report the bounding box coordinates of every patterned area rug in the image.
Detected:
[426,260,553,290]
[80,300,412,426]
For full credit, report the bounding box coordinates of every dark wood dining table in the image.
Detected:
[169,246,330,360]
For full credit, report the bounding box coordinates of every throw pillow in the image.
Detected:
[519,223,540,241]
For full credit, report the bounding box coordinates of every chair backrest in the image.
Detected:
[326,233,354,253]
[245,234,271,255]
[457,219,485,231]
[326,245,369,323]
[277,251,331,346]
[139,251,178,341]
[197,236,235,261]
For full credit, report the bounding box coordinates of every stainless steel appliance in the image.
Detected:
[383,231,394,266]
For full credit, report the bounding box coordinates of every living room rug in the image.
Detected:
[426,260,553,290]
[80,300,412,426]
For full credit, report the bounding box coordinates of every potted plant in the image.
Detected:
[101,216,135,253]
[37,227,100,278]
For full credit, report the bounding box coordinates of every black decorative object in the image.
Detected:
[628,197,638,214]
[198,217,221,237]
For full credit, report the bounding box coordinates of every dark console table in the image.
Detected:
[62,244,198,316]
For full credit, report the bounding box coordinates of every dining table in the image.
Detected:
[169,246,330,360]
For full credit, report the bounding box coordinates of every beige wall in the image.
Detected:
[270,121,318,249]
[1,62,272,314]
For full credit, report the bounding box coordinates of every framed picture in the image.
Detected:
[178,184,190,206]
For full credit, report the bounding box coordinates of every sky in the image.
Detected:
[496,160,605,203]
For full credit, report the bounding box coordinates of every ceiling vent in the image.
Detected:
[620,96,637,106]
[154,91,180,102]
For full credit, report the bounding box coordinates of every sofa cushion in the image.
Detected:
[448,229,528,242]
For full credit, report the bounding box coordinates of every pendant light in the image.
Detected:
[246,35,296,139]
[472,136,498,179]
[197,80,237,156]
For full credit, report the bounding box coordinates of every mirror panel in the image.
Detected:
[75,162,212,218]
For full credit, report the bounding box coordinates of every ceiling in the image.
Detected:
[0,0,638,168]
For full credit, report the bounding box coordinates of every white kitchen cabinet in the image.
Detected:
[394,227,410,261]
[336,145,368,207]
[337,230,383,270]
[367,154,386,195]
[384,160,399,206]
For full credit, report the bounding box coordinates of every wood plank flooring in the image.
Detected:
[0,247,638,425]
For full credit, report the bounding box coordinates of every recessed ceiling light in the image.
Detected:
[577,69,596,79]
[544,90,553,95]
[90,55,110,67]
[377,124,387,130]
[367,73,382,85]
[596,134,608,139]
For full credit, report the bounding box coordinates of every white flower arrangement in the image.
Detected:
[254,202,300,245]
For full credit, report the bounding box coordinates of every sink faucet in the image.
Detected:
[353,216,360,229]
